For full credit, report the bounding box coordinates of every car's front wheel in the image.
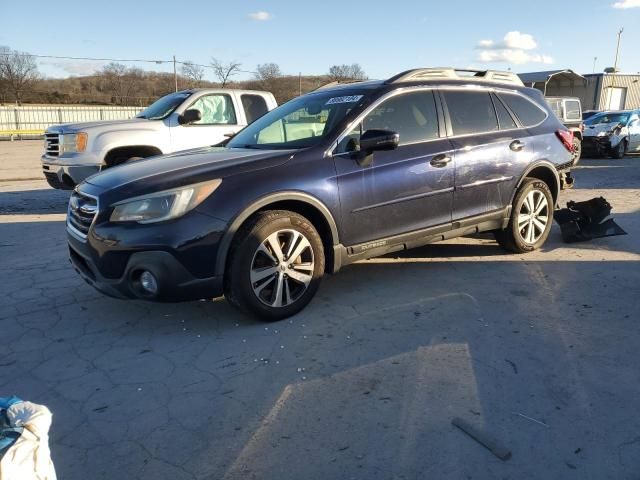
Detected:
[494,178,554,253]
[225,210,325,321]
[611,139,627,159]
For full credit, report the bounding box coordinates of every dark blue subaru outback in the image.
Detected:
[67,68,574,320]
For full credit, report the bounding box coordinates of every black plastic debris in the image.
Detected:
[555,197,627,243]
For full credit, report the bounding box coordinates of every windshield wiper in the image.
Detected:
[136,115,147,119]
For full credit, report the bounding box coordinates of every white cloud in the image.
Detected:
[477,31,537,51]
[41,60,104,76]
[248,11,273,21]
[612,0,640,8]
[476,31,552,65]
[478,50,553,65]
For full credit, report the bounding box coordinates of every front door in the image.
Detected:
[333,90,455,246]
[169,93,241,152]
[627,114,640,152]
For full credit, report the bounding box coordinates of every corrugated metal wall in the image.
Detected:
[534,74,640,111]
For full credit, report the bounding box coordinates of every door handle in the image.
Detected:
[430,154,452,168]
[510,140,525,152]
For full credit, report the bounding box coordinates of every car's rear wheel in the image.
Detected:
[494,178,554,253]
[571,137,582,165]
[611,139,627,159]
[225,210,324,321]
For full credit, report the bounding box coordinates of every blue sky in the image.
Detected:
[2,0,640,80]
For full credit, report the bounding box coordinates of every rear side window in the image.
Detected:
[443,91,498,135]
[564,100,581,121]
[498,93,547,127]
[492,94,518,130]
[361,90,439,145]
[241,94,269,124]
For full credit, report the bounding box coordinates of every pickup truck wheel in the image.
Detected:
[225,210,325,321]
[571,138,582,165]
[611,140,627,159]
[494,178,554,253]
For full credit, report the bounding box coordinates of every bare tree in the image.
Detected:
[181,61,205,88]
[211,58,241,88]
[99,62,128,103]
[0,47,40,105]
[327,64,367,82]
[255,63,282,82]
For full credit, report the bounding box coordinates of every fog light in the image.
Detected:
[140,271,158,294]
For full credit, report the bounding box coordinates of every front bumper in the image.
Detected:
[69,237,224,301]
[582,136,614,156]
[42,156,100,189]
[66,207,228,302]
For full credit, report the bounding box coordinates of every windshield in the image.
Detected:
[227,91,370,150]
[137,91,192,120]
[586,112,629,126]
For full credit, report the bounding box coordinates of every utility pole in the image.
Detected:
[612,28,623,88]
[299,72,302,97]
[173,55,178,92]
[593,57,598,73]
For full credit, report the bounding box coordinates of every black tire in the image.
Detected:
[494,178,554,253]
[225,210,325,321]
[611,139,627,159]
[571,137,582,166]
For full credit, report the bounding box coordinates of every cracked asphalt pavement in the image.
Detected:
[1,141,640,479]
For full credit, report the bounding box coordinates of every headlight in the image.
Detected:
[110,179,222,224]
[61,132,88,154]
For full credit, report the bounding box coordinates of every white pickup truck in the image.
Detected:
[41,89,277,189]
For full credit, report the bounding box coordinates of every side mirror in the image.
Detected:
[359,129,400,154]
[178,109,202,125]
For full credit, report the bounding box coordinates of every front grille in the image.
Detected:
[67,191,98,239]
[45,133,60,156]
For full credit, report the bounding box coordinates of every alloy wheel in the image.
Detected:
[250,229,315,308]
[517,190,549,244]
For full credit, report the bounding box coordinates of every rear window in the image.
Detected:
[499,93,547,127]
[564,100,581,121]
[443,91,498,135]
[241,94,269,124]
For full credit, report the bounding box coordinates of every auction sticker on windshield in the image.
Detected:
[325,95,363,105]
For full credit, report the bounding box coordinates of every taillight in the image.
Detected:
[556,129,574,152]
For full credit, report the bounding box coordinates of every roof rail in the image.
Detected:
[386,68,524,87]
[313,79,366,91]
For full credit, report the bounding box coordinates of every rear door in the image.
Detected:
[442,89,532,220]
[333,89,455,246]
[170,92,241,151]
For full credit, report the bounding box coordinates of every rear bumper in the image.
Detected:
[68,233,224,302]
[42,157,100,189]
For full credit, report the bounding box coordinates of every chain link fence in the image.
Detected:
[0,105,144,140]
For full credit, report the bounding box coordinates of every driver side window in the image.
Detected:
[336,91,438,153]
[189,94,237,125]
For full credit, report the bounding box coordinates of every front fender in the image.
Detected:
[213,191,340,277]
[93,127,170,161]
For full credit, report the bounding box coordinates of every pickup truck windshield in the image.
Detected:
[137,92,192,120]
[227,91,370,150]
[586,113,629,126]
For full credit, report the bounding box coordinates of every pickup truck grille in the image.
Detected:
[67,191,98,239]
[45,133,60,156]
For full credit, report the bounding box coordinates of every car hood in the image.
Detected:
[84,146,294,199]
[47,118,148,133]
[583,122,622,137]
